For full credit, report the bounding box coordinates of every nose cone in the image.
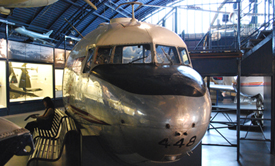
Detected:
[93,64,211,163]
[119,91,211,163]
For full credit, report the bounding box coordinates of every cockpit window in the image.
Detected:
[155,45,180,64]
[83,48,94,73]
[113,44,151,64]
[95,47,113,64]
[178,47,190,65]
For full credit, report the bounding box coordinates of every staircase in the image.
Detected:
[240,19,273,55]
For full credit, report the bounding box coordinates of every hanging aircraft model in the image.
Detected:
[14,26,55,46]
[0,0,97,15]
[63,2,211,165]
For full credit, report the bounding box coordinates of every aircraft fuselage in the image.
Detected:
[63,17,211,164]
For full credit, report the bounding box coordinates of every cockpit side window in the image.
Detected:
[83,48,94,73]
[178,47,190,65]
[155,45,180,64]
[95,47,112,64]
[113,44,151,64]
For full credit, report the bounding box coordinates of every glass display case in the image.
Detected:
[0,61,6,108]
[9,62,53,102]
[55,69,63,98]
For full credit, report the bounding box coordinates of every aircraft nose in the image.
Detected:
[119,91,211,162]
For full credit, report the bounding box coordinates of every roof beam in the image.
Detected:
[48,1,88,32]
[104,3,131,18]
[92,12,110,21]
[63,0,109,21]
[108,1,132,15]
[55,1,105,47]
[28,6,49,26]
[77,3,109,37]
[54,3,91,47]
[8,19,50,32]
[156,8,175,25]
[139,0,182,21]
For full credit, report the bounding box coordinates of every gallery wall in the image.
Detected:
[0,39,70,111]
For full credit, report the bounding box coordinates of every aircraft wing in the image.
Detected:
[209,84,235,91]
[36,38,55,46]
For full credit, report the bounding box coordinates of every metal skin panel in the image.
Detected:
[72,18,187,53]
[63,18,211,165]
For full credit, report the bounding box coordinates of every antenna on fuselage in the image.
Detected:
[115,2,143,22]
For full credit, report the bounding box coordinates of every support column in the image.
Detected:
[237,0,241,160]
[5,24,9,115]
[175,7,178,34]
[271,0,275,154]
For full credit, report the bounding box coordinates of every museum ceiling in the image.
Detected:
[0,0,177,48]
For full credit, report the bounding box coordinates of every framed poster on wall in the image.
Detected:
[8,41,26,60]
[9,41,54,63]
[0,39,6,58]
[26,43,40,61]
[0,61,6,108]
[55,48,65,68]
[40,46,53,63]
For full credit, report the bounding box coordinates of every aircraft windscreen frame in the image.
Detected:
[90,44,191,66]
[117,44,151,64]
[155,45,180,64]
[178,47,190,65]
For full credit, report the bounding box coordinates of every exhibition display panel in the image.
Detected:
[9,62,53,102]
[8,41,53,63]
[0,39,69,110]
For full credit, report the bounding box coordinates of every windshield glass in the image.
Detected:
[178,47,190,65]
[113,44,151,64]
[95,47,113,64]
[155,45,180,64]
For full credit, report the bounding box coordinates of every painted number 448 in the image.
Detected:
[158,136,197,148]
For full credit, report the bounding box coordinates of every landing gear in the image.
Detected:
[252,94,264,126]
